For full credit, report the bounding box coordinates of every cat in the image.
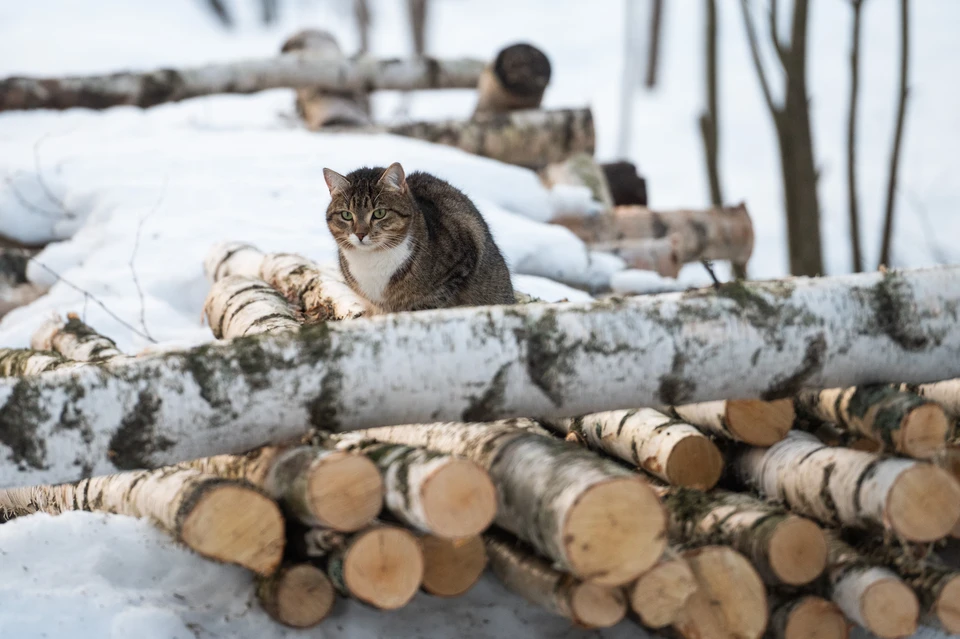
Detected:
[323,162,515,314]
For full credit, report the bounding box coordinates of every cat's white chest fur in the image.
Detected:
[342,236,413,304]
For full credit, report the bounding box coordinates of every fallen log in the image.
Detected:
[0,347,78,376]
[588,235,684,278]
[626,549,697,628]
[338,420,667,586]
[31,313,124,362]
[484,531,627,629]
[901,378,960,418]
[796,385,951,459]
[203,275,301,339]
[732,431,960,542]
[666,398,795,446]
[256,562,336,628]
[545,408,723,489]
[5,266,960,488]
[0,467,284,574]
[473,43,551,115]
[179,446,383,531]
[419,534,487,598]
[0,53,485,112]
[769,596,849,639]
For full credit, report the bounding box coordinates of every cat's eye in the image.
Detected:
[372,209,387,220]
[339,210,353,221]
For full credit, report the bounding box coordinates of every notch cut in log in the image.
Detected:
[473,43,551,115]
[203,275,301,339]
[547,408,723,489]
[256,562,336,628]
[0,467,284,574]
[339,420,667,586]
[626,549,697,628]
[484,531,627,629]
[0,54,485,112]
[419,534,487,598]
[31,313,124,362]
[796,384,952,459]
[667,398,795,446]
[733,431,960,542]
[769,596,849,639]
[180,446,383,532]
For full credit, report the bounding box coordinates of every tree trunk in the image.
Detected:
[0,54,485,112]
[901,379,960,418]
[473,43,551,115]
[179,446,383,532]
[795,385,951,459]
[203,275,301,339]
[483,530,627,629]
[546,408,723,489]
[769,596,849,639]
[667,398,795,446]
[339,420,667,586]
[256,562,336,628]
[31,313,124,361]
[5,265,960,488]
[732,431,960,542]
[553,203,754,266]
[0,467,284,574]
[418,534,487,598]
[846,0,865,272]
[626,549,697,628]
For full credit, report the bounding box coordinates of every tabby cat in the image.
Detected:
[323,162,515,313]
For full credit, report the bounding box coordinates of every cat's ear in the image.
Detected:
[323,168,350,195]
[377,162,407,193]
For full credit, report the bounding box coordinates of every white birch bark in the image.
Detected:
[203,275,301,339]
[667,398,795,446]
[31,313,124,361]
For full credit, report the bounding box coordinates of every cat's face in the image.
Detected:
[323,163,414,252]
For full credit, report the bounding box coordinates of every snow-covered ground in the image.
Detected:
[1,0,958,637]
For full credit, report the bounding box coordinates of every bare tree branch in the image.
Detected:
[768,0,788,62]
[739,0,779,115]
[879,0,910,268]
[846,0,866,272]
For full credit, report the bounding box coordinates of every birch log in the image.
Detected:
[256,562,336,628]
[31,313,124,361]
[654,485,827,586]
[340,421,667,586]
[588,235,684,277]
[540,153,615,211]
[626,549,697,628]
[769,596,849,639]
[796,385,952,459]
[667,398,795,446]
[5,266,960,488]
[546,408,723,489]
[419,534,487,597]
[179,446,383,531]
[901,379,960,418]
[484,531,628,629]
[0,467,284,574]
[203,275,301,339]
[553,202,754,265]
[732,431,960,542]
[204,242,366,321]
[0,54,485,112]
[0,347,79,376]
[473,43,551,115]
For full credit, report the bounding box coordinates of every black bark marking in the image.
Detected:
[108,391,172,470]
[514,310,574,407]
[308,370,343,431]
[139,69,186,107]
[651,213,668,239]
[817,461,840,525]
[762,334,827,400]
[851,458,881,522]
[658,350,695,405]
[0,380,49,470]
[869,270,938,351]
[462,363,510,422]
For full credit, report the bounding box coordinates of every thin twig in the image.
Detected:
[739,0,779,115]
[128,178,168,343]
[32,134,72,219]
[879,0,910,268]
[846,0,866,272]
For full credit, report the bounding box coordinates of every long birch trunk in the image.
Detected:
[338,420,667,586]
[667,398,795,446]
[483,531,627,629]
[256,562,336,628]
[732,431,960,542]
[473,43,551,115]
[546,408,723,489]
[5,266,960,488]
[203,275,301,339]
[901,378,960,418]
[769,596,849,639]
[626,548,697,628]
[418,534,487,598]
[796,384,952,459]
[0,467,284,574]
[0,54,484,112]
[179,446,383,531]
[31,313,124,361]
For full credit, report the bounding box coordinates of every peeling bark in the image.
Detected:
[203,275,301,339]
[31,313,124,362]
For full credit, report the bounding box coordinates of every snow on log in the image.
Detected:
[203,275,301,339]
[204,242,366,321]
[5,266,960,489]
[483,531,627,629]
[796,385,952,459]
[0,347,79,376]
[732,431,960,542]
[545,408,723,489]
[256,562,336,628]
[769,596,849,639]
[626,549,697,628]
[179,446,383,531]
[342,420,667,586]
[666,399,795,446]
[473,43,551,115]
[901,379,960,418]
[0,53,485,112]
[552,202,754,265]
[0,467,284,574]
[418,534,487,598]
[539,153,614,211]
[290,525,424,610]
[31,313,124,362]
[654,485,827,586]
[322,436,496,538]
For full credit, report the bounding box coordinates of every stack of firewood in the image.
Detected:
[2,244,959,639]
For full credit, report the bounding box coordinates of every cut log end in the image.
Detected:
[178,482,285,575]
[628,555,697,628]
[887,463,960,541]
[563,477,667,586]
[567,579,628,628]
[768,516,828,586]
[344,527,424,610]
[257,563,336,628]
[419,535,487,598]
[307,452,384,532]
[680,546,768,639]
[665,435,724,490]
[422,459,497,538]
[899,403,951,459]
[861,577,919,639]
[726,398,795,446]
[776,596,849,639]
[936,573,960,634]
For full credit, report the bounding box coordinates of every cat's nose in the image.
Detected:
[355,232,366,241]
